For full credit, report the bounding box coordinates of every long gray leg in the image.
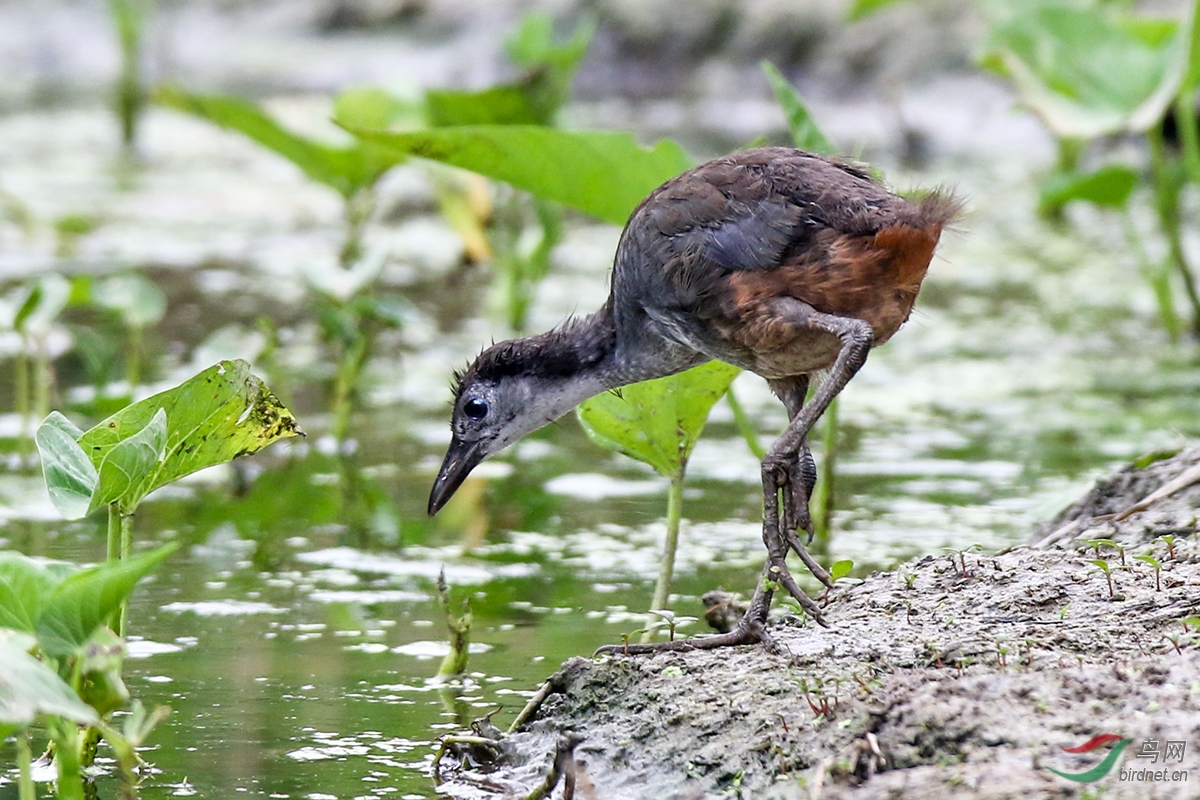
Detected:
[761,302,872,604]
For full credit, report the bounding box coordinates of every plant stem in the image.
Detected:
[33,335,51,427]
[109,0,144,149]
[1147,125,1200,337]
[725,386,765,460]
[108,504,133,635]
[331,332,368,441]
[811,396,838,548]
[50,719,85,800]
[1122,210,1182,340]
[642,471,685,643]
[15,343,30,464]
[17,731,34,800]
[339,189,375,269]
[126,324,142,390]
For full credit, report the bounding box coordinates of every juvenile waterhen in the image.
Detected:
[428,146,960,651]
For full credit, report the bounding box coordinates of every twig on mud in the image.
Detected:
[509,679,557,733]
[1102,462,1200,521]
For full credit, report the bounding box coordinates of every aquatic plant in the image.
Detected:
[0,545,175,799]
[2,275,72,463]
[35,359,300,632]
[981,0,1200,338]
[108,0,149,149]
[577,361,740,635]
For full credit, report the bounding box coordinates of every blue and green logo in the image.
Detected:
[1048,734,1133,782]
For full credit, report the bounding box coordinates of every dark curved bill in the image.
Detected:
[428,437,486,516]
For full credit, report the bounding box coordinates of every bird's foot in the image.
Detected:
[593,613,767,656]
[765,458,834,591]
[763,545,828,625]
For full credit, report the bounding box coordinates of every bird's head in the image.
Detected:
[428,329,611,516]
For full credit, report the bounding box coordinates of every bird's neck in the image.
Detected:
[513,303,668,413]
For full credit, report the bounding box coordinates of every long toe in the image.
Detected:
[766,555,828,626]
[783,528,835,589]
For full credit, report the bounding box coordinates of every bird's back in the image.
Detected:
[611,147,960,378]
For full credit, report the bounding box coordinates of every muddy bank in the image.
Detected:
[435,448,1200,799]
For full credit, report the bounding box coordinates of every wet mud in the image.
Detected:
[436,447,1200,799]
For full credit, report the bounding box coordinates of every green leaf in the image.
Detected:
[155,85,383,198]
[332,87,414,131]
[0,553,76,633]
[342,125,693,225]
[35,544,176,658]
[0,636,98,738]
[93,273,167,329]
[1038,163,1139,214]
[577,362,741,478]
[75,360,302,515]
[762,61,835,154]
[847,0,913,22]
[425,84,550,127]
[981,2,1197,137]
[35,412,99,520]
[88,408,167,515]
[14,274,71,335]
[830,559,854,582]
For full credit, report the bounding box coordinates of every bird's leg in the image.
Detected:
[768,376,817,543]
[762,306,874,601]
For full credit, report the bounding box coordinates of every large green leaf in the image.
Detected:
[74,360,301,515]
[36,412,98,520]
[981,1,1198,137]
[0,635,98,738]
[155,85,386,198]
[577,362,741,478]
[0,553,76,634]
[343,125,693,225]
[1038,164,1139,214]
[35,544,176,658]
[762,61,835,154]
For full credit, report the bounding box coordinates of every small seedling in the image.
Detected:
[902,571,918,590]
[646,610,697,643]
[1159,534,1177,561]
[1089,559,1115,599]
[942,544,981,578]
[1134,553,1162,591]
[1166,632,1183,655]
[616,629,649,656]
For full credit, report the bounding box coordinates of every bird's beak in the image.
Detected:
[428,436,486,516]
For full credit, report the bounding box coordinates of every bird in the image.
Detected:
[428,146,960,652]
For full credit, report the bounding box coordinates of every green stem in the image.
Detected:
[50,719,85,800]
[17,731,34,800]
[33,335,50,427]
[642,471,685,642]
[811,397,838,549]
[331,332,368,441]
[126,324,142,390]
[1175,88,1200,187]
[339,189,375,269]
[1122,210,1181,340]
[16,344,30,464]
[109,0,146,149]
[1147,125,1200,337]
[108,505,133,634]
[725,386,765,460]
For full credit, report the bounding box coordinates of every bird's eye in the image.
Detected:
[463,398,489,421]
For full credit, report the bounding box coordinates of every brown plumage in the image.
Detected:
[430,146,962,653]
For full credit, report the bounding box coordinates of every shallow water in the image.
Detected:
[2,29,1200,800]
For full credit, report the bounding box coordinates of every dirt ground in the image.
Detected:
[435,448,1200,799]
